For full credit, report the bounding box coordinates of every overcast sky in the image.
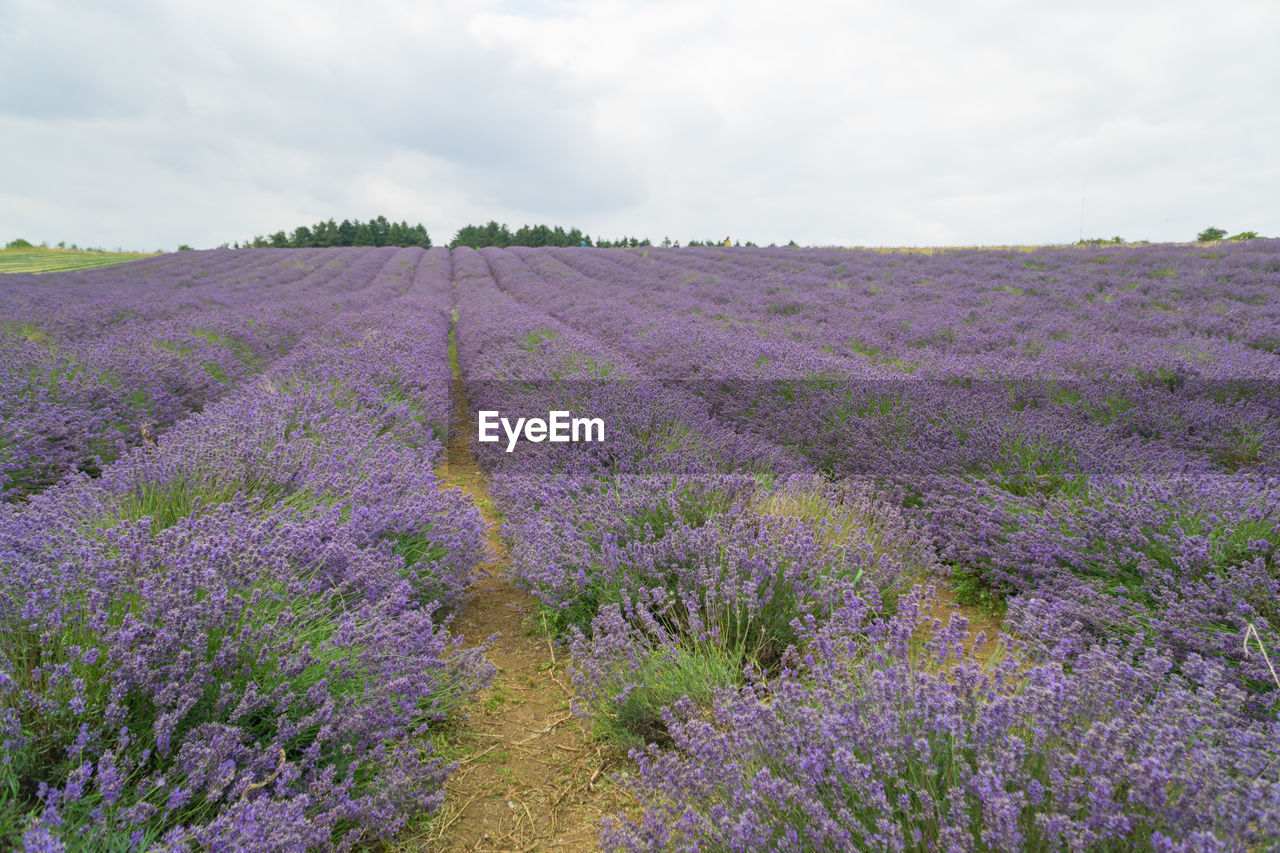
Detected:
[2,0,1277,250]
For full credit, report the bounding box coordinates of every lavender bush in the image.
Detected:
[4,241,1278,849]
[478,243,1280,692]
[1,248,491,850]
[1,248,425,499]
[603,587,1280,851]
[445,244,1279,848]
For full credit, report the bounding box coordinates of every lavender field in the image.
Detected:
[3,242,1279,851]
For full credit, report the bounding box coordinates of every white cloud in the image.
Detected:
[1,0,1277,249]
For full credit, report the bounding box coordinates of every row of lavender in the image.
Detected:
[515,242,1279,474]
[1,248,417,499]
[453,247,902,706]
[606,241,1280,379]
[492,244,1280,693]
[454,247,1280,850]
[5,243,1277,849]
[1,248,490,850]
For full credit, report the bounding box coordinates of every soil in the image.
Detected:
[396,364,633,853]
[923,580,1007,666]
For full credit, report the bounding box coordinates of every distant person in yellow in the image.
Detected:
[723,236,731,246]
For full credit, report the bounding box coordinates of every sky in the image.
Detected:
[2,0,1277,250]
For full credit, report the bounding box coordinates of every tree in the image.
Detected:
[1197,226,1227,241]
[238,216,431,249]
[337,219,357,246]
[451,221,630,248]
[5,238,34,249]
[487,221,511,247]
[406,223,432,248]
[449,223,491,249]
[371,215,391,247]
[503,223,589,248]
[312,218,339,247]
[452,221,513,249]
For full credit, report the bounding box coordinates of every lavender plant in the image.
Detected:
[1,247,491,850]
[446,243,1279,848]
[1,248,428,499]
[479,243,1280,695]
[6,240,1279,849]
[603,588,1280,852]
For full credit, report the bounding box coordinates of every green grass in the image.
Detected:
[593,641,743,748]
[987,436,1087,499]
[389,530,456,605]
[0,247,157,274]
[520,328,558,351]
[111,474,329,534]
[844,339,918,372]
[2,322,49,344]
[952,565,1011,616]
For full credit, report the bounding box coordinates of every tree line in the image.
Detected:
[226,217,785,252]
[234,216,432,249]
[448,221,652,249]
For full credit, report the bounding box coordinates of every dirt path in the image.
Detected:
[924,580,1006,666]
[403,353,632,853]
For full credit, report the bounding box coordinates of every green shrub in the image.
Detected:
[588,636,745,749]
